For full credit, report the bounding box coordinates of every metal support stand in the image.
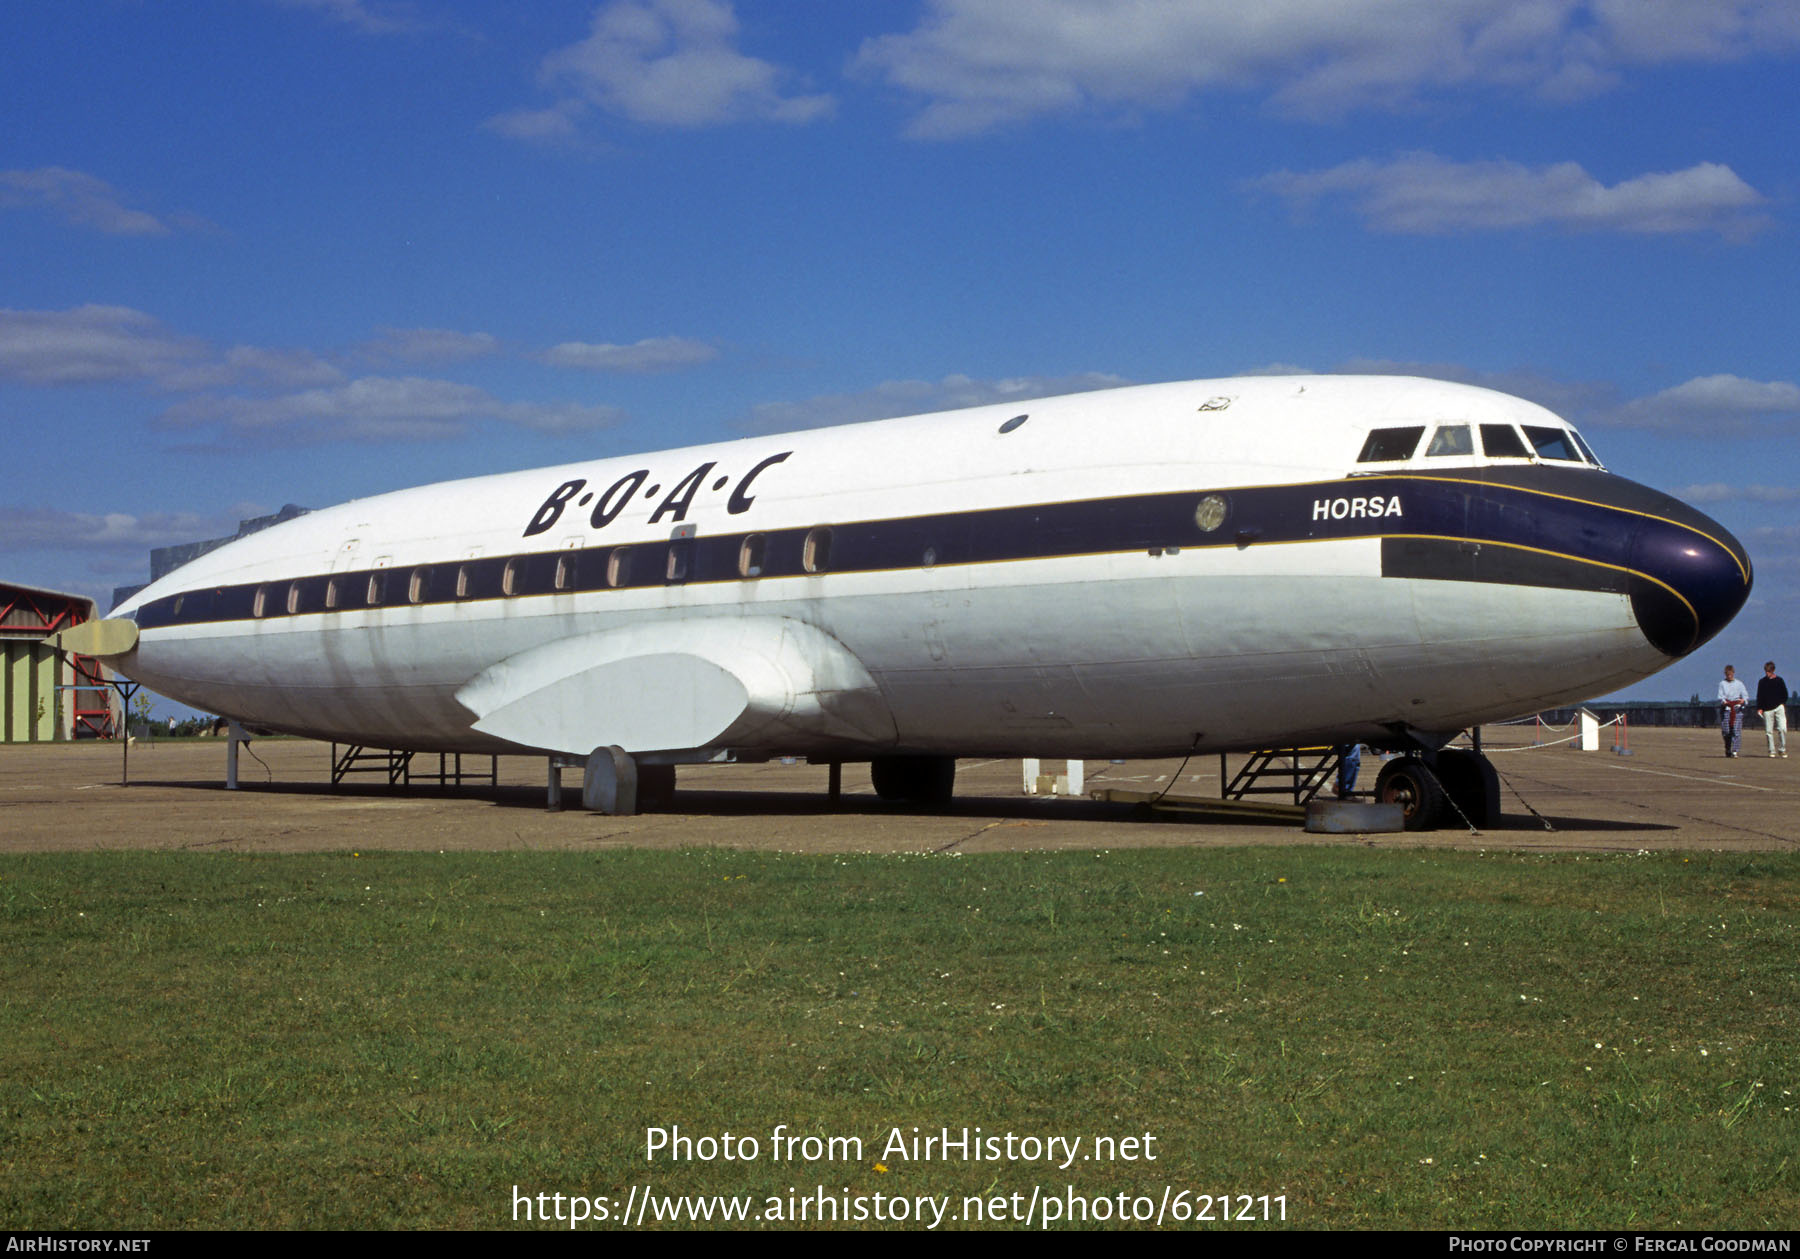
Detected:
[330,744,414,786]
[226,720,248,790]
[828,760,842,806]
[1223,746,1342,806]
[109,679,141,786]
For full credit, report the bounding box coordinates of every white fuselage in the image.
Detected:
[109,376,1745,761]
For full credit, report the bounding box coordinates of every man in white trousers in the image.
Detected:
[1756,661,1789,758]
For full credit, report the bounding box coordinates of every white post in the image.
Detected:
[1022,757,1041,794]
[226,720,247,789]
[1577,710,1599,751]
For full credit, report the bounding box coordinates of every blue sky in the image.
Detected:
[3,0,1797,709]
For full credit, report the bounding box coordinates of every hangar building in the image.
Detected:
[1,581,118,742]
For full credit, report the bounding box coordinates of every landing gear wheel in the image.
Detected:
[1375,756,1447,831]
[870,755,956,806]
[638,764,676,812]
[1433,749,1498,828]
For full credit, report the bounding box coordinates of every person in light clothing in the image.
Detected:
[1718,665,1750,758]
[1756,661,1789,758]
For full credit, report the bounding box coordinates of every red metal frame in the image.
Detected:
[1,586,118,739]
[69,650,117,739]
[0,587,78,634]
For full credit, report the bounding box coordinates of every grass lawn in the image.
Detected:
[3,847,1795,1229]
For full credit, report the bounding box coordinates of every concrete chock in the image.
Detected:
[1305,799,1406,834]
[582,744,638,815]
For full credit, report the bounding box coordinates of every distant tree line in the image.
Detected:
[125,715,223,739]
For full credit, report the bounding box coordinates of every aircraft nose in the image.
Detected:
[1625,491,1752,657]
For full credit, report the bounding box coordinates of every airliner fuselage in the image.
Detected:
[105,376,1750,818]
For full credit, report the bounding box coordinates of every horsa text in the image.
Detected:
[1312,495,1403,521]
[523,451,793,538]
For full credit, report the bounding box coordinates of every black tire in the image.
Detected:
[870,755,956,806]
[1434,749,1499,828]
[637,764,676,812]
[1375,756,1447,831]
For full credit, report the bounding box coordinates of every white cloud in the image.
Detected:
[481,105,586,145]
[1744,526,1800,584]
[163,345,346,391]
[536,336,717,372]
[0,505,271,604]
[1600,375,1800,434]
[1233,362,1317,377]
[1593,0,1800,63]
[1330,357,1618,421]
[854,0,1800,136]
[360,326,502,363]
[0,306,343,390]
[504,0,833,135]
[158,376,625,444]
[270,0,422,35]
[1679,483,1800,505]
[1251,153,1768,237]
[0,167,174,236]
[1250,359,1800,443]
[0,307,640,445]
[737,371,1128,433]
[0,306,208,386]
[0,507,238,556]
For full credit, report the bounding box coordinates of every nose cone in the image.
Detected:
[1625,490,1752,657]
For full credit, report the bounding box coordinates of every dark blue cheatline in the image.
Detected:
[129,465,1751,663]
[1367,468,1751,658]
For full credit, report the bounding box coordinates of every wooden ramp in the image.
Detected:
[1089,787,1305,823]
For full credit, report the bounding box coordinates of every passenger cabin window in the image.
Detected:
[253,585,270,618]
[606,547,631,589]
[738,534,765,578]
[803,526,833,574]
[286,581,304,615]
[1426,424,1472,457]
[554,554,576,591]
[366,572,386,605]
[408,567,432,604]
[455,565,472,599]
[502,558,522,597]
[1479,424,1530,458]
[1356,426,1424,463]
[1523,425,1581,461]
[325,577,344,610]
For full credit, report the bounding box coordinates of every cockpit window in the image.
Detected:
[1425,424,1472,457]
[1523,425,1581,461]
[1569,428,1602,467]
[1357,426,1424,463]
[1479,424,1530,458]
